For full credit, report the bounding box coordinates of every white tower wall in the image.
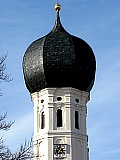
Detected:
[31,87,90,160]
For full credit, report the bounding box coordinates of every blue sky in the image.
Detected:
[0,0,120,159]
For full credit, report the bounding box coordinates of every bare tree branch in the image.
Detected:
[0,54,12,96]
[0,113,14,131]
[0,54,12,83]
[8,138,34,160]
[0,136,34,160]
[0,137,12,159]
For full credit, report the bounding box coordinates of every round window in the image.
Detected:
[75,98,79,103]
[57,97,62,101]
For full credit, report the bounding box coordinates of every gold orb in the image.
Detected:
[54,3,61,12]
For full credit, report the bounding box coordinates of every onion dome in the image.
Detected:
[22,3,96,93]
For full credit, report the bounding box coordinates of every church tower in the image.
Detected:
[22,2,96,160]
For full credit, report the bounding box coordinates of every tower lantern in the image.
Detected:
[22,2,96,160]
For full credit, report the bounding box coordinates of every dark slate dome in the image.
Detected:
[23,4,96,93]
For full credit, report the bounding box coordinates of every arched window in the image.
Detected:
[75,111,79,129]
[57,109,62,127]
[41,111,45,129]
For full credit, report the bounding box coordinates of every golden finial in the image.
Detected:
[54,0,61,12]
